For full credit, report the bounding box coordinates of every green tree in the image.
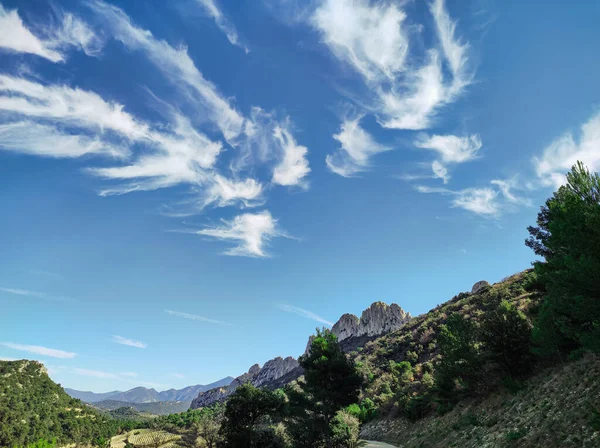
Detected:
[219,383,284,448]
[434,314,481,410]
[192,404,223,448]
[481,300,533,376]
[526,161,600,355]
[287,328,363,448]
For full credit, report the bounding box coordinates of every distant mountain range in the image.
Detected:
[65,376,234,404]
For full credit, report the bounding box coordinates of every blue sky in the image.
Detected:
[0,0,599,392]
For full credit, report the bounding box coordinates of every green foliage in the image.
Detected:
[434,314,481,408]
[526,161,600,355]
[505,428,527,440]
[481,300,533,376]
[345,398,377,423]
[23,439,57,448]
[219,383,284,448]
[0,360,136,447]
[330,410,361,448]
[287,328,363,448]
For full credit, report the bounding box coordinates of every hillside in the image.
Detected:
[360,353,600,447]
[350,271,540,410]
[0,360,128,447]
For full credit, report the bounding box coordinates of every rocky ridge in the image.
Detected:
[191,357,299,408]
[191,301,411,409]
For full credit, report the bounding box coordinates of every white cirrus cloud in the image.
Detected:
[312,0,472,131]
[195,0,248,52]
[120,371,138,377]
[89,0,245,142]
[0,287,75,302]
[312,0,409,83]
[415,134,482,164]
[73,368,118,379]
[533,111,600,188]
[112,335,147,349]
[326,116,391,177]
[272,123,311,187]
[1,342,76,359]
[171,373,185,379]
[490,178,530,206]
[0,6,101,62]
[415,185,500,217]
[414,133,482,183]
[0,121,127,159]
[195,210,286,257]
[165,309,230,326]
[277,304,334,327]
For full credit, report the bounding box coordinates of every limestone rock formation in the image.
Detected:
[471,281,490,294]
[191,357,298,409]
[193,301,411,408]
[305,302,411,353]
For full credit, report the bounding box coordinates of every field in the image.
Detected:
[110,429,182,448]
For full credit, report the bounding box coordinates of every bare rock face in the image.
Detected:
[471,281,490,294]
[191,357,298,409]
[332,302,411,342]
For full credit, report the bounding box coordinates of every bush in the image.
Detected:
[330,411,360,448]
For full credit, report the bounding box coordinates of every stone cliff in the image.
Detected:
[192,301,412,409]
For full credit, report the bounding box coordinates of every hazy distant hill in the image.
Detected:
[93,399,190,415]
[65,376,234,404]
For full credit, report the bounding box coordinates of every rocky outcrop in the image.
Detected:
[193,302,412,409]
[471,281,490,294]
[191,357,298,409]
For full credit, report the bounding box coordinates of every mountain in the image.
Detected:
[0,360,118,447]
[93,399,190,415]
[64,388,122,403]
[65,377,234,404]
[191,302,411,408]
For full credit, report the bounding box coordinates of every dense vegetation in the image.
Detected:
[0,360,146,447]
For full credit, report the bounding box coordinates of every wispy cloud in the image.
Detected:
[194,210,286,257]
[165,309,230,326]
[73,368,117,379]
[89,0,244,142]
[195,0,248,52]
[171,373,185,379]
[326,116,391,177]
[1,342,76,359]
[312,0,472,131]
[533,111,600,188]
[415,185,500,217]
[277,304,334,327]
[414,133,482,183]
[120,371,138,377]
[112,335,147,349]
[0,5,102,62]
[0,287,74,302]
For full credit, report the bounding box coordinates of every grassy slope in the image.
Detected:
[360,353,600,447]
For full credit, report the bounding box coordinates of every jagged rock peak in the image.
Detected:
[331,301,411,342]
[191,356,299,409]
